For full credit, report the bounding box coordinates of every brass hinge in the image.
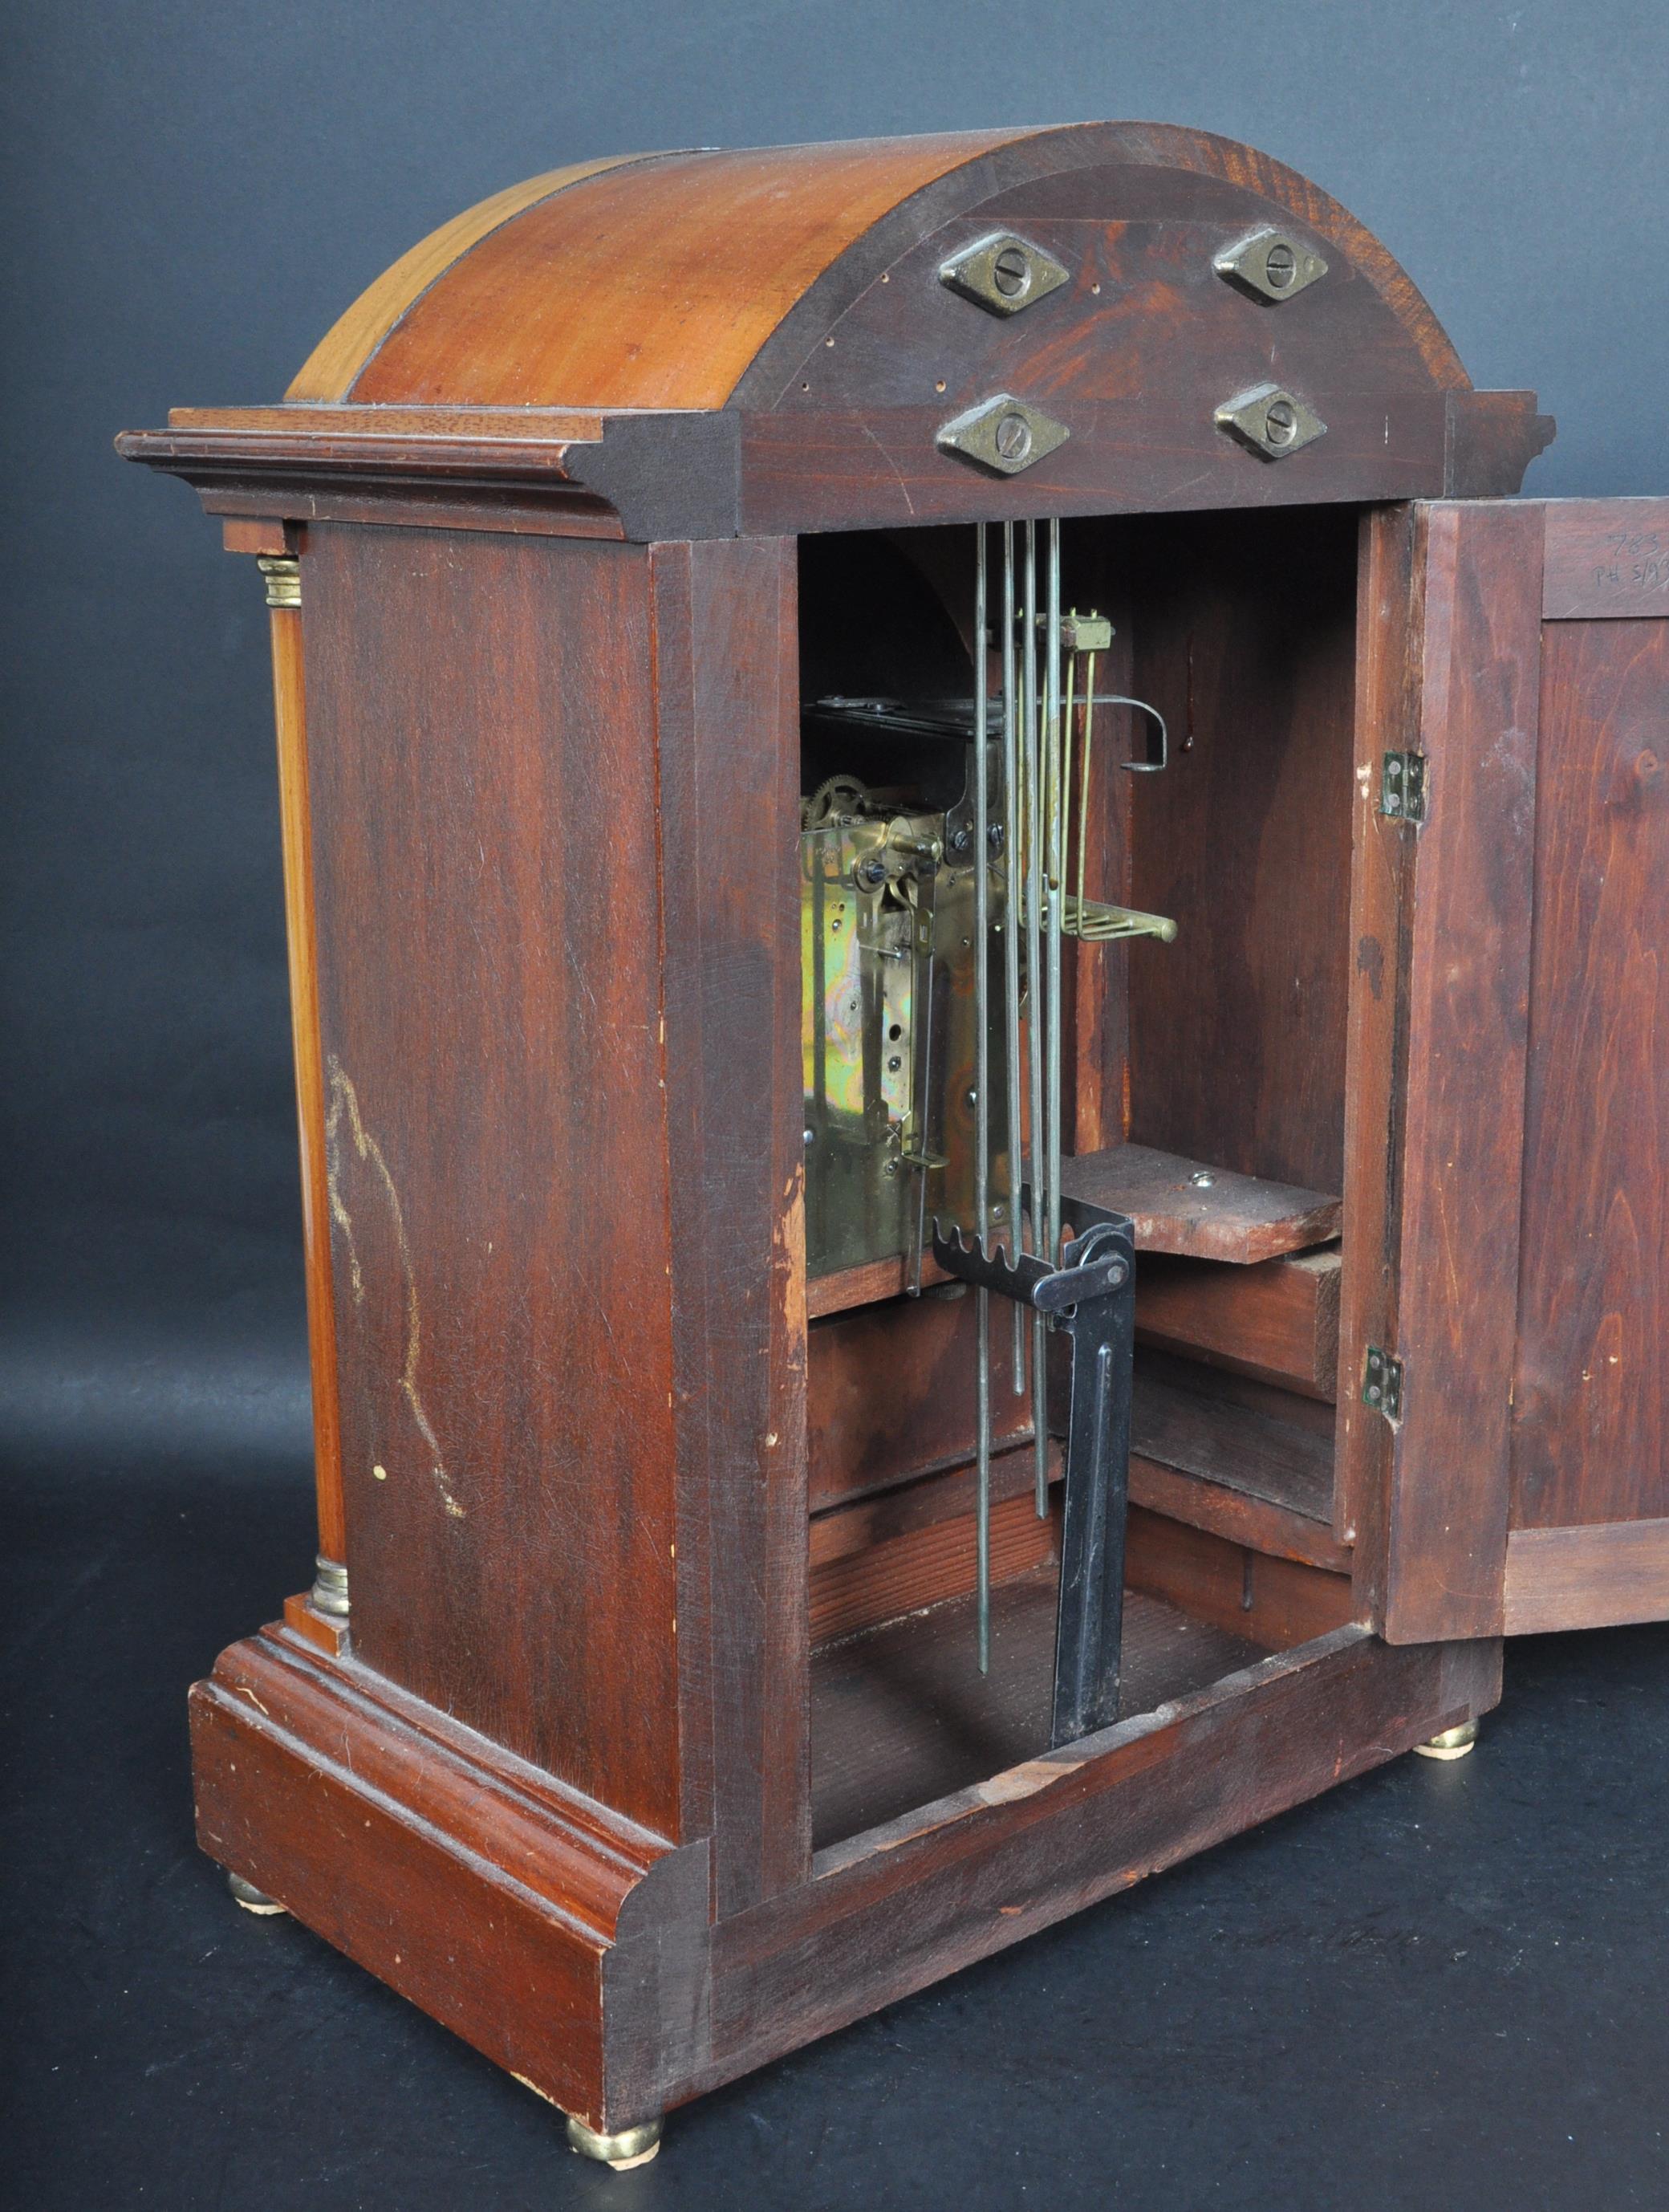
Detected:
[1362,1344,1405,1424]
[1379,750,1427,824]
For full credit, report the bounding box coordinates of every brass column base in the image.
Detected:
[227,1870,288,1915]
[1414,1719,1479,1761]
[566,2115,664,2170]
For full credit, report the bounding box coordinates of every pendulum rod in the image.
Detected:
[1001,523,1025,1397]
[1021,523,1049,1518]
[972,524,993,1673]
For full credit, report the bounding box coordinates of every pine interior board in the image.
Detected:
[1135,1246,1342,1401]
[1058,1143,1341,1263]
[1130,1365,1336,1526]
[810,1570,1265,1849]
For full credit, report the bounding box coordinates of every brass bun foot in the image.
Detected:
[1415,1719,1479,1762]
[227,1870,288,1915]
[566,2115,664,2170]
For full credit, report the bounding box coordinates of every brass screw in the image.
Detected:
[1264,240,1297,289]
[993,243,1031,298]
[995,412,1033,463]
[1263,398,1298,448]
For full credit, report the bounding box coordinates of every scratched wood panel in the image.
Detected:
[688,1631,1498,2112]
[300,524,682,1836]
[652,535,813,1908]
[1509,613,1669,1537]
[1541,497,1669,620]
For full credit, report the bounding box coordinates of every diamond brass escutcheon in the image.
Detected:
[936,393,1070,477]
[1214,382,1326,461]
[1213,226,1328,303]
[938,230,1070,318]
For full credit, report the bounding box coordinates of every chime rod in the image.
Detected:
[1074,646,1098,929]
[908,893,936,1295]
[809,836,828,1263]
[1001,523,1025,1399]
[1044,520,1064,1274]
[1022,523,1050,1518]
[970,527,993,1673]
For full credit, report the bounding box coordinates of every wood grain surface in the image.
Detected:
[1510,609,1669,1535]
[1131,1361,1336,1526]
[267,595,346,1564]
[692,1629,1497,2113]
[1541,497,1669,620]
[1135,1247,1341,1398]
[1379,502,1543,1643]
[351,135,1028,409]
[649,535,812,1908]
[810,1572,1261,1848]
[298,523,683,1833]
[807,1290,1030,1511]
[1504,1519,1669,1633]
[1123,506,1359,1195]
[1334,505,1420,1572]
[806,1250,951,1317]
[1061,1143,1341,1262]
[286,156,655,401]
[1128,1455,1350,1571]
[809,1482,1058,1649]
[190,1608,1500,2129]
[1125,1507,1356,1649]
[124,124,1559,545]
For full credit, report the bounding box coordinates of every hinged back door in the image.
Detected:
[1341,498,1669,1641]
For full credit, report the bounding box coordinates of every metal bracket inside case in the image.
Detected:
[932,1212,1136,1746]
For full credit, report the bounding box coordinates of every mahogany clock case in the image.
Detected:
[106,117,1669,2157]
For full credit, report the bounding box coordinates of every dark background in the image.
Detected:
[5,5,1667,2206]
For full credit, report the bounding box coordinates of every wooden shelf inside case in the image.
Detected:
[1135,1247,1342,1402]
[810,1568,1264,1849]
[807,1250,950,1319]
[1058,1144,1342,1264]
[1127,1354,1350,1572]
